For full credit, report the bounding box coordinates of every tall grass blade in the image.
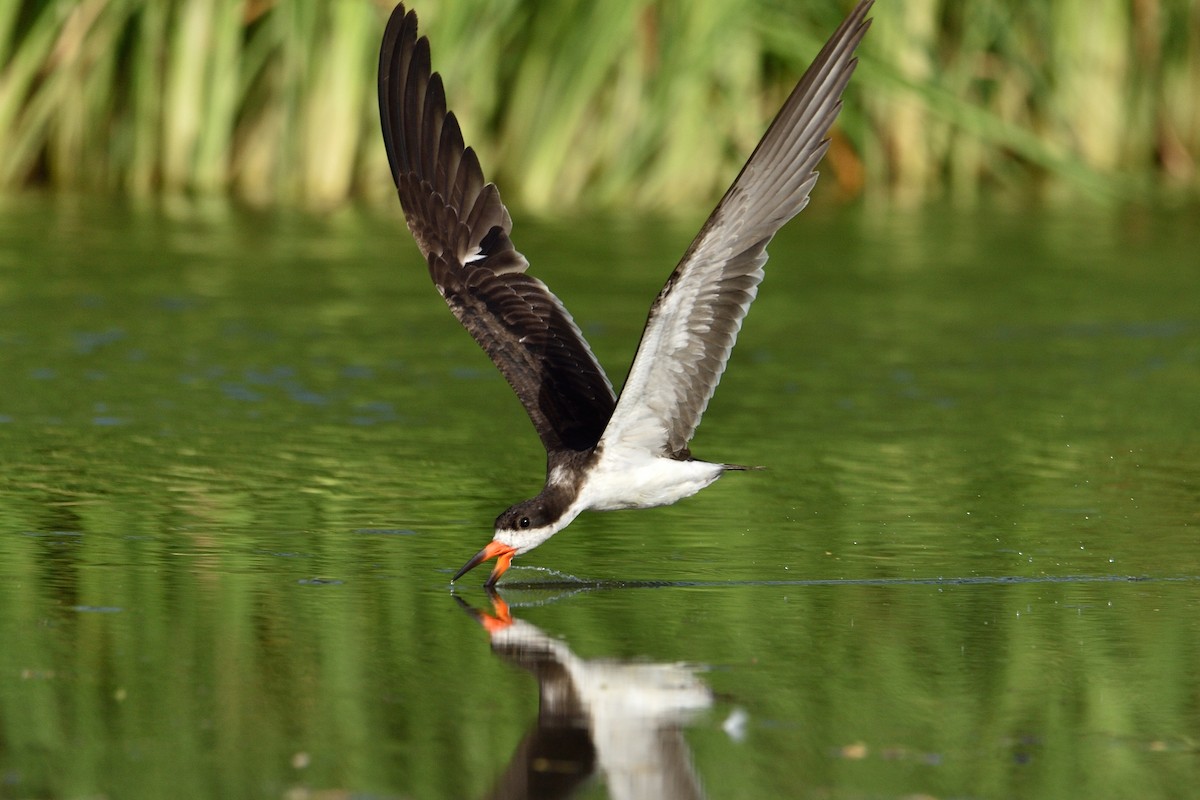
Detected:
[0,0,1196,208]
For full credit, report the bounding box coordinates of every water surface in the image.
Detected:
[1,194,1198,798]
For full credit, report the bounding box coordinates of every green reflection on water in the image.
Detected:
[0,195,1198,798]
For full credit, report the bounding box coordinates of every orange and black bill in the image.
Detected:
[451,592,515,634]
[451,541,517,586]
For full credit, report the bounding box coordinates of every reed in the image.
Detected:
[0,0,1196,211]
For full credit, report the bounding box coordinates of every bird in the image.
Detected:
[377,1,872,586]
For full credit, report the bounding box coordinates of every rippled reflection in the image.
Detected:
[456,592,713,800]
[3,197,1199,799]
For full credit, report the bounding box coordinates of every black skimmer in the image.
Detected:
[378,1,872,586]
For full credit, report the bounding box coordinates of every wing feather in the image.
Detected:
[601,0,873,458]
[379,4,616,453]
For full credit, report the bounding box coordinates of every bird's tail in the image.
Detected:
[722,463,766,471]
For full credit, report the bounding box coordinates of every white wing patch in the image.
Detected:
[602,253,763,458]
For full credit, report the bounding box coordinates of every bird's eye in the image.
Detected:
[520,517,531,528]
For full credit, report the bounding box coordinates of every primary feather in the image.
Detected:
[379,5,616,455]
[600,1,873,459]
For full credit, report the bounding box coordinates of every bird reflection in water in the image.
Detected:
[455,592,714,800]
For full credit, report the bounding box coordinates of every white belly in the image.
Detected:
[575,449,726,512]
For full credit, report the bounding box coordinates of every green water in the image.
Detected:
[1,194,1198,799]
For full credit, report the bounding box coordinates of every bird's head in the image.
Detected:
[450,495,573,586]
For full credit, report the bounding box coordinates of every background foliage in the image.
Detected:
[1,0,1198,211]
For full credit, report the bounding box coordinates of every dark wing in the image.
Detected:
[600,1,872,458]
[378,4,616,454]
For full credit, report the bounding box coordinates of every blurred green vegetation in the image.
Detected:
[1,0,1198,211]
